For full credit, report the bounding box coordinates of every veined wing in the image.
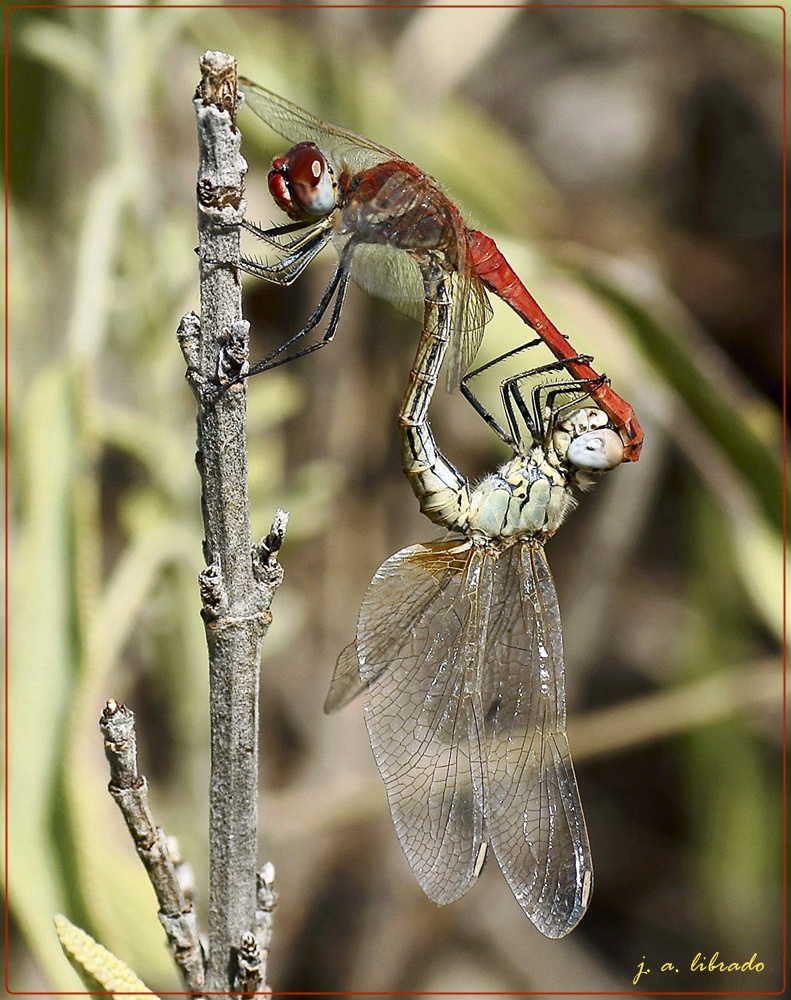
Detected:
[343,221,491,390]
[346,242,490,322]
[239,77,398,176]
[485,543,593,938]
[351,172,491,386]
[446,239,492,389]
[324,640,367,713]
[353,539,490,904]
[324,538,469,712]
[345,240,424,323]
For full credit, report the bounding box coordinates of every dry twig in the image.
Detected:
[100,700,204,993]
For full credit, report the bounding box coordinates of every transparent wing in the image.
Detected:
[353,539,489,904]
[346,222,493,386]
[485,543,593,938]
[324,641,367,714]
[239,77,398,175]
[346,241,424,322]
[345,242,491,389]
[325,539,471,713]
[446,245,492,389]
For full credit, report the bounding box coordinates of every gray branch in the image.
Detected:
[100,700,205,994]
[98,50,281,997]
[180,49,283,994]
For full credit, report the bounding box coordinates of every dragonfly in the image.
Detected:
[325,337,625,937]
[234,76,643,461]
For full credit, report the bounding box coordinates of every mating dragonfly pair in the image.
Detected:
[227,77,643,938]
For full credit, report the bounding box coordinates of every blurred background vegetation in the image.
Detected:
[5,3,784,994]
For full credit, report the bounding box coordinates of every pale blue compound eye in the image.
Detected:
[568,429,624,471]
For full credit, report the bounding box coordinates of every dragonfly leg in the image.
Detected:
[241,217,315,244]
[526,372,605,444]
[220,236,357,386]
[459,338,546,446]
[462,337,546,383]
[238,226,333,285]
[460,346,600,449]
[540,377,606,424]
[241,254,354,379]
[504,358,598,444]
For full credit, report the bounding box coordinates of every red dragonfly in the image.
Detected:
[236,76,642,461]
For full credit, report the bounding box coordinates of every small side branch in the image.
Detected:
[253,864,278,988]
[100,701,205,994]
[230,862,278,996]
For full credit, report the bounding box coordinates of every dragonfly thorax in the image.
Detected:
[336,164,462,260]
[468,450,574,543]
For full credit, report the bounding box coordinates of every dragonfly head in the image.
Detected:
[268,142,338,221]
[555,408,624,473]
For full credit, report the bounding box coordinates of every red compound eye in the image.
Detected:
[287,143,325,187]
[267,142,336,220]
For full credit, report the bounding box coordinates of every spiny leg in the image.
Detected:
[459,338,546,446]
[234,235,358,383]
[238,226,333,284]
[460,344,599,447]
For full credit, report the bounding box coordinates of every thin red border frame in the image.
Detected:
[3,3,787,996]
